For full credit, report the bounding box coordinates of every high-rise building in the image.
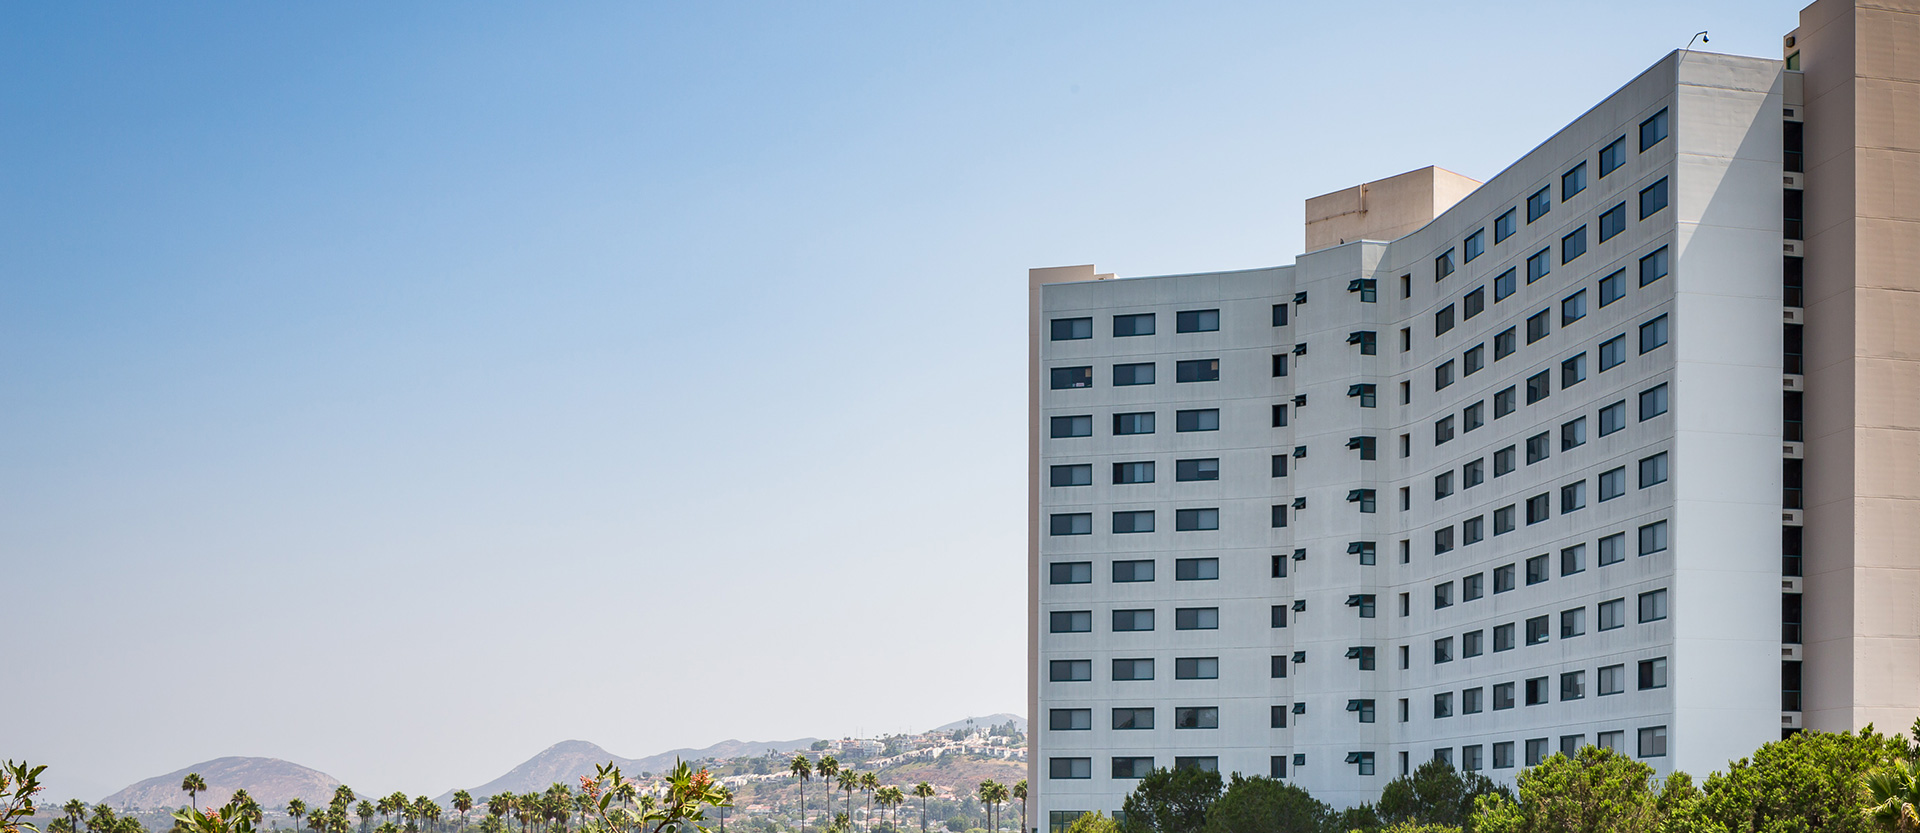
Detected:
[1025,0,1920,826]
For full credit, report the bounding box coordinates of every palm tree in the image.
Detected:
[1866,758,1920,832]
[451,792,473,833]
[1010,781,1026,833]
[859,773,878,833]
[334,788,358,817]
[484,794,511,833]
[63,800,86,833]
[911,784,933,833]
[836,770,857,827]
[357,802,376,833]
[976,781,1006,833]
[875,787,903,833]
[307,811,328,833]
[788,756,813,833]
[289,799,309,832]
[817,757,840,831]
[181,774,208,810]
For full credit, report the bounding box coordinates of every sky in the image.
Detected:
[1,0,1804,805]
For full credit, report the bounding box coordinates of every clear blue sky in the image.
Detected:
[1,0,1801,803]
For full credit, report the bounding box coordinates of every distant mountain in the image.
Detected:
[102,757,343,810]
[445,737,818,801]
[928,714,1025,734]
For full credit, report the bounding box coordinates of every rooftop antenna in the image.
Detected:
[1686,31,1710,52]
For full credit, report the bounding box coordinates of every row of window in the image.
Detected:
[1428,249,1665,384]
[1435,181,1669,306]
[1049,358,1220,390]
[1423,454,1668,547]
[1050,310,1222,341]
[1047,409,1220,439]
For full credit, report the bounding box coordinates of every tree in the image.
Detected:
[1376,759,1510,829]
[2,761,46,833]
[288,803,308,833]
[859,775,879,833]
[1010,783,1025,833]
[911,785,934,833]
[64,801,87,833]
[358,803,376,833]
[819,758,841,830]
[789,756,814,833]
[1865,759,1920,833]
[1063,814,1116,833]
[837,772,858,828]
[1471,746,1704,833]
[1195,774,1324,833]
[183,775,210,811]
[1701,725,1908,833]
[174,805,255,833]
[977,782,1007,833]
[1117,767,1221,833]
[454,793,474,833]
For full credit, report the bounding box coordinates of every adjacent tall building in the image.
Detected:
[1026,0,1920,827]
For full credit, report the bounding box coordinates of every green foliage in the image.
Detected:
[1119,768,1222,833]
[576,759,730,833]
[1378,823,1461,833]
[1700,725,1908,833]
[1195,775,1325,833]
[1327,805,1380,833]
[1375,760,1509,830]
[2,761,47,833]
[1064,813,1118,833]
[1862,759,1920,833]
[1469,747,1703,833]
[173,805,253,833]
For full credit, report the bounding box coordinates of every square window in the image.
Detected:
[1176,309,1220,333]
[1434,581,1454,609]
[1599,203,1627,242]
[1641,383,1670,420]
[1599,533,1626,566]
[1600,136,1626,176]
[1434,526,1455,554]
[1113,362,1155,386]
[1640,657,1668,689]
[1051,464,1092,487]
[1526,676,1549,704]
[1562,353,1587,388]
[1639,726,1668,758]
[1599,731,1625,753]
[1599,467,1626,501]
[1640,247,1670,287]
[1599,401,1625,435]
[1436,416,1455,445]
[1113,412,1154,435]
[1051,318,1092,340]
[1175,508,1219,531]
[1271,656,1288,679]
[1493,682,1515,710]
[1463,631,1485,659]
[1639,589,1669,623]
[1463,516,1484,544]
[1561,480,1587,513]
[1639,452,1669,487]
[1640,520,1669,555]
[1436,249,1456,281]
[1464,229,1485,262]
[1464,458,1485,488]
[1494,446,1516,476]
[1272,505,1288,528]
[1113,560,1154,582]
[1436,360,1455,390]
[1494,742,1515,769]
[1525,739,1550,766]
[1527,248,1551,283]
[1563,290,1587,325]
[1495,387,1516,417]
[1562,416,1587,450]
[1599,665,1625,696]
[1175,458,1220,482]
[1273,404,1289,427]
[1526,554,1550,585]
[1175,359,1219,383]
[1526,432,1550,464]
[1113,313,1155,337]
[1562,162,1587,200]
[1494,564,1515,593]
[1599,598,1626,630]
[1176,409,1220,432]
[1495,268,1517,301]
[1527,310,1551,343]
[1051,415,1093,438]
[1465,287,1486,320]
[1639,177,1670,219]
[1434,691,1454,716]
[1175,557,1219,581]
[1495,208,1517,243]
[1436,304,1456,335]
[1435,471,1455,500]
[1561,544,1586,576]
[1527,187,1551,223]
[1599,334,1625,371]
[1465,344,1485,375]
[1272,304,1289,326]
[1600,270,1625,306]
[1463,573,1485,600]
[1464,402,1486,432]
[1640,108,1669,151]
[1493,504,1515,534]
[1493,624,1515,652]
[1562,225,1588,263]
[1561,608,1586,639]
[1272,454,1289,478]
[1527,371,1551,404]
[1434,638,1454,667]
[1561,670,1586,700]
[1049,562,1092,584]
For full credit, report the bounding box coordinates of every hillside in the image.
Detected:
[928,715,1025,734]
[102,757,343,810]
[445,737,818,801]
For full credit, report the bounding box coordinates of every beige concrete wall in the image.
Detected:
[1302,166,1482,252]
[1797,0,1920,734]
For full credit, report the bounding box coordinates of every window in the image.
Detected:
[1526,617,1550,647]
[1599,467,1626,501]
[1436,360,1455,390]
[1112,757,1154,779]
[1434,526,1455,554]
[1273,353,1289,377]
[1271,505,1289,529]
[1436,304,1456,335]
[1051,464,1092,487]
[1050,514,1091,536]
[1599,334,1625,372]
[1640,384,1669,420]
[1436,249,1456,281]
[1271,656,1288,679]
[1464,458,1485,488]
[1350,435,1377,460]
[1112,609,1154,632]
[1176,309,1219,333]
[1463,631,1484,658]
[1599,202,1627,242]
[1526,432,1550,464]
[1640,520,1669,555]
[1050,611,1092,633]
[1525,677,1549,705]
[1563,289,1587,325]
[1272,404,1288,427]
[1562,162,1587,200]
[1113,412,1155,435]
[1050,660,1092,682]
[1175,558,1219,581]
[1351,752,1376,776]
[1562,353,1587,388]
[1272,304,1289,326]
[1640,657,1668,689]
[1599,598,1626,631]
[1562,417,1587,450]
[1353,278,1379,302]
[1561,480,1587,513]
[1174,657,1219,679]
[1113,511,1154,534]
[1465,344,1485,376]
[1487,390,1513,422]
[1176,359,1219,383]
[1113,560,1154,582]
[1640,246,1669,287]
[1495,268,1517,301]
[1526,554,1550,585]
[1050,562,1092,585]
[1051,415,1093,438]
[1051,367,1092,389]
[1434,691,1454,716]
[1564,542,1587,576]
[1599,665,1625,696]
[1527,186,1551,223]
[1598,731,1626,754]
[1049,758,1091,780]
[1562,226,1587,263]
[1051,318,1092,340]
[1050,709,1092,731]
[1175,607,1219,630]
[1434,471,1456,499]
[1527,309,1551,343]
[1113,658,1154,681]
[1350,330,1378,355]
[1527,371,1551,405]
[1640,108,1669,151]
[1463,573,1485,601]
[1112,461,1154,484]
[1525,739,1550,766]
[1493,742,1515,770]
[1561,607,1586,638]
[1494,682,1516,710]
[1354,646,1377,670]
[1639,452,1669,487]
[1434,639,1454,666]
[1495,327,1517,359]
[1113,313,1155,337]
[1495,207,1517,242]
[1272,454,1289,477]
[1176,409,1220,432]
[1599,532,1626,566]
[1600,136,1626,176]
[1435,416,1455,445]
[1639,177,1670,219]
[1434,581,1454,609]
[1271,605,1289,628]
[1175,508,1219,531]
[1527,248,1551,283]
[1639,726,1668,758]
[1494,624,1515,652]
[1561,671,1586,701]
[1351,489,1377,513]
[1112,708,1154,730]
[1494,504,1515,534]
[1112,362,1154,386]
[1176,458,1220,482]
[1600,270,1625,306]
[1347,698,1377,723]
[1639,589,1669,623]
[1174,707,1219,729]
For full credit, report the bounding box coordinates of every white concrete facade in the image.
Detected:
[1029,51,1785,821]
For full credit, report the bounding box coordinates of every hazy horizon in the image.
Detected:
[2,0,1802,805]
